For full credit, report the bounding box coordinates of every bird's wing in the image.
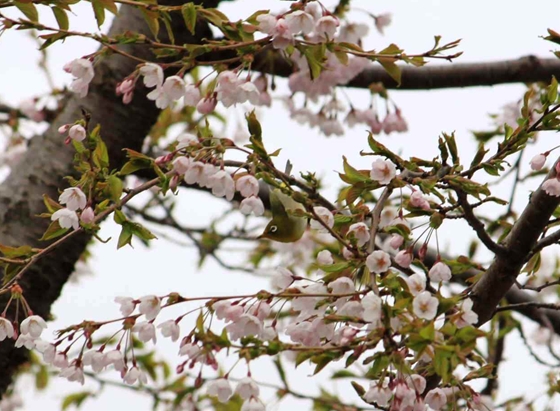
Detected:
[270,189,290,218]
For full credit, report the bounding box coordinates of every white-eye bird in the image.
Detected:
[258,188,307,243]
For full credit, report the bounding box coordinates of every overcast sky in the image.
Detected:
[2,0,560,410]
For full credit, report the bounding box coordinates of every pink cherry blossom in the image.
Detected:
[196,96,217,114]
[213,300,244,322]
[173,157,191,175]
[543,178,560,196]
[413,291,439,320]
[60,365,85,385]
[20,315,47,339]
[317,250,334,265]
[370,158,397,185]
[241,398,265,411]
[256,14,277,34]
[329,277,355,295]
[429,262,452,282]
[138,295,161,320]
[410,190,430,210]
[52,208,79,230]
[366,250,391,273]
[347,222,370,247]
[158,320,180,342]
[115,296,135,317]
[240,197,265,216]
[271,267,295,290]
[389,234,404,249]
[361,293,383,323]
[206,378,233,403]
[133,321,157,344]
[374,13,392,34]
[310,206,334,231]
[0,318,14,341]
[226,314,262,340]
[184,84,201,106]
[103,349,125,371]
[286,10,315,35]
[208,170,235,201]
[68,124,86,142]
[271,19,294,49]
[395,249,413,268]
[139,63,163,89]
[236,175,260,198]
[65,59,94,98]
[80,207,95,224]
[406,273,426,296]
[82,350,106,373]
[363,378,392,406]
[455,298,478,328]
[530,153,547,170]
[235,377,259,400]
[425,388,447,410]
[59,187,87,211]
[314,16,339,41]
[123,366,148,385]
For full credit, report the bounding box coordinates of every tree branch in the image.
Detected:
[253,53,560,90]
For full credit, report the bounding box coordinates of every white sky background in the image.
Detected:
[2,0,560,410]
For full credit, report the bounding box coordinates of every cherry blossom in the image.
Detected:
[236,175,260,198]
[388,234,404,249]
[366,250,391,273]
[80,207,95,224]
[270,19,294,49]
[394,249,413,268]
[406,273,426,296]
[52,208,79,230]
[271,267,295,290]
[240,196,265,216]
[138,295,161,320]
[361,293,383,323]
[68,124,86,142]
[412,291,439,320]
[338,22,369,44]
[173,157,190,175]
[347,222,370,247]
[310,206,334,231]
[370,158,397,185]
[425,388,447,410]
[115,296,135,317]
[410,190,430,210]
[150,75,186,109]
[429,262,452,282]
[314,16,339,41]
[206,378,233,403]
[374,13,392,34]
[184,84,201,107]
[15,333,36,349]
[208,170,235,200]
[82,350,106,373]
[256,14,277,35]
[0,318,14,341]
[64,59,94,98]
[59,187,87,211]
[20,315,47,339]
[139,62,164,89]
[329,277,355,295]
[213,300,243,322]
[455,298,478,328]
[133,321,157,344]
[235,377,260,400]
[124,366,148,385]
[406,374,426,394]
[382,111,408,134]
[317,249,334,265]
[104,349,125,371]
[158,320,180,342]
[530,153,547,170]
[542,178,560,196]
[53,352,69,369]
[226,314,262,340]
[60,365,85,385]
[363,378,392,406]
[285,11,315,35]
[196,96,217,114]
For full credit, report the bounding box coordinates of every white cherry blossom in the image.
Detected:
[366,250,391,273]
[138,295,161,320]
[59,187,87,211]
[413,291,439,320]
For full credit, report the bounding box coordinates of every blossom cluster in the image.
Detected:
[51,187,94,230]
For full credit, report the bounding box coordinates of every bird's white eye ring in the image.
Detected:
[270,225,278,233]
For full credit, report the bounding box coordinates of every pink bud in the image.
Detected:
[122,92,133,105]
[389,234,404,249]
[80,207,95,224]
[530,153,547,171]
[395,249,413,268]
[58,124,71,134]
[196,97,217,115]
[117,79,135,95]
[68,125,86,142]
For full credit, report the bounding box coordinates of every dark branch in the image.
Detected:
[253,53,560,90]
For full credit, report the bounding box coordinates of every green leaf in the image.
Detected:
[40,221,69,241]
[181,3,197,34]
[140,9,160,39]
[331,370,357,379]
[351,381,366,397]
[91,0,105,27]
[113,209,127,225]
[548,76,559,104]
[15,1,38,22]
[120,158,152,175]
[377,57,401,85]
[117,223,133,249]
[52,7,69,30]
[36,364,49,390]
[93,138,109,169]
[342,156,370,183]
[0,244,33,259]
[300,44,326,80]
[43,194,63,213]
[62,391,92,411]
[106,175,123,203]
